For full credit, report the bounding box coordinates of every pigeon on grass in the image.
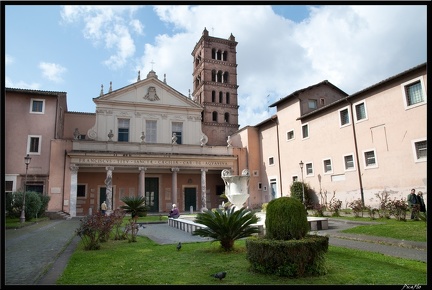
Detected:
[210,271,226,281]
[176,242,182,251]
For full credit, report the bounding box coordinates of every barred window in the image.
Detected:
[355,102,367,121]
[344,155,354,170]
[405,81,424,106]
[287,130,294,140]
[415,140,427,160]
[340,108,350,126]
[364,150,376,167]
[323,159,332,173]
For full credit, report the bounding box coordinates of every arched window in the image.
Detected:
[212,91,216,102]
[226,92,230,104]
[219,91,223,103]
[224,113,230,123]
[212,111,218,122]
[212,48,217,59]
[217,71,223,83]
[222,51,227,61]
[223,72,229,83]
[217,50,222,60]
[212,70,217,82]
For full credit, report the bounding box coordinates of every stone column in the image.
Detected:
[201,168,208,211]
[171,167,179,206]
[138,167,146,197]
[105,166,114,214]
[69,164,79,217]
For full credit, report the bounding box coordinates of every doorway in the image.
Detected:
[184,187,197,211]
[145,177,159,212]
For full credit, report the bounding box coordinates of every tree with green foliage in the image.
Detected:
[290,181,311,207]
[120,196,149,219]
[5,191,48,220]
[265,196,309,240]
[192,206,259,251]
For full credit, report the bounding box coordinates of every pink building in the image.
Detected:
[231,63,427,209]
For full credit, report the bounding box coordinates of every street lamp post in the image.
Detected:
[20,154,32,223]
[299,161,305,208]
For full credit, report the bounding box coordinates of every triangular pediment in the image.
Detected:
[93,70,201,111]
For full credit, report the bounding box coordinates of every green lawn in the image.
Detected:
[56,215,427,285]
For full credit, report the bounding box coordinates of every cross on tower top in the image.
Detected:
[151,60,155,70]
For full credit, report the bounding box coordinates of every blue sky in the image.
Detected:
[4,4,427,128]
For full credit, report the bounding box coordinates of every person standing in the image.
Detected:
[407,189,419,220]
[101,201,108,215]
[416,191,426,217]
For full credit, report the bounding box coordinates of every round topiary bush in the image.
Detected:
[246,196,329,278]
[265,196,309,240]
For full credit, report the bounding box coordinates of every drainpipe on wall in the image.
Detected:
[346,98,365,206]
[270,115,283,197]
[62,149,67,212]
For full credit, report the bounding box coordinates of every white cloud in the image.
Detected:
[5,76,41,90]
[60,5,143,70]
[39,62,67,82]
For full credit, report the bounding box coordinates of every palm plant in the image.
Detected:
[192,206,260,251]
[120,196,149,219]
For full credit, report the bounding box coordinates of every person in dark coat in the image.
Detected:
[407,189,419,220]
[416,191,426,217]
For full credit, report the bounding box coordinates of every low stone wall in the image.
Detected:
[168,216,328,235]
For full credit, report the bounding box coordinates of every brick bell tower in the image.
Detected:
[191,28,239,146]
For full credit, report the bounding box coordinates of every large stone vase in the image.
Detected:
[221,169,250,210]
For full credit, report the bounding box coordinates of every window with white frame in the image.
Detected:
[354,101,367,122]
[146,120,157,143]
[117,119,130,142]
[323,159,332,173]
[339,107,350,126]
[344,154,355,170]
[269,157,274,165]
[413,139,427,161]
[401,77,426,109]
[292,176,298,182]
[308,99,317,109]
[363,149,377,168]
[306,162,313,175]
[28,135,41,154]
[172,122,183,144]
[302,123,309,139]
[30,99,45,114]
[287,130,294,141]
